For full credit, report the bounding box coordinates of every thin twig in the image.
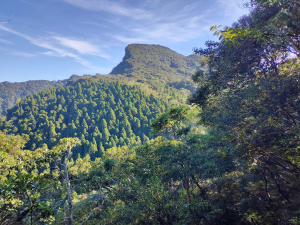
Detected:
[0,8,14,25]
[80,185,107,225]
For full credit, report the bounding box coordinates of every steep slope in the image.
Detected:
[0,80,169,158]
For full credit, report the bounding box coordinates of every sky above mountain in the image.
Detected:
[0,0,249,82]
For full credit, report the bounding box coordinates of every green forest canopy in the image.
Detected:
[0,80,177,159]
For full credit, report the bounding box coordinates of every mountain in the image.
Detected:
[0,44,201,115]
[109,44,201,92]
[111,44,201,78]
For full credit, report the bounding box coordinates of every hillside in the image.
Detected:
[0,44,201,115]
[0,80,171,158]
[0,81,168,159]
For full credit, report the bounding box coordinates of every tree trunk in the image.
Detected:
[64,146,73,225]
[184,178,191,204]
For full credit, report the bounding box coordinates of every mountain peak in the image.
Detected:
[110,44,201,76]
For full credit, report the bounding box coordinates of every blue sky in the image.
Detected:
[0,0,249,82]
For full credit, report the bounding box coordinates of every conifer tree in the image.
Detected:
[103,128,110,142]
[89,137,98,154]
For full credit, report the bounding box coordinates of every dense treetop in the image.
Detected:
[0,80,171,159]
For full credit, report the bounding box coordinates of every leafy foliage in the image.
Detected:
[0,131,80,224]
[187,1,300,224]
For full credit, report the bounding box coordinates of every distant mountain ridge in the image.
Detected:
[111,44,201,77]
[0,44,201,115]
[0,80,66,115]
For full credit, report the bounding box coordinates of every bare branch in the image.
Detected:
[64,146,74,225]
[63,201,68,225]
[0,8,14,25]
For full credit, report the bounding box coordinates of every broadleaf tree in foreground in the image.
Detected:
[187,0,300,223]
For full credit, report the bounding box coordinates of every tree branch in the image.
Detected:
[80,185,107,225]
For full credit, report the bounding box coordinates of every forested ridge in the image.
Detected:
[0,44,201,116]
[1,0,300,224]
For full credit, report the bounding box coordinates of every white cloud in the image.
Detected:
[112,36,147,44]
[114,14,208,44]
[52,36,108,57]
[62,0,153,20]
[0,26,109,70]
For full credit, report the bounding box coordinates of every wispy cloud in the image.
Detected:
[10,51,36,57]
[64,0,249,44]
[0,38,13,44]
[217,0,249,18]
[63,0,153,20]
[81,21,105,27]
[112,36,147,44]
[132,15,208,42]
[0,46,35,57]
[0,26,109,70]
[52,36,108,57]
[111,14,209,44]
